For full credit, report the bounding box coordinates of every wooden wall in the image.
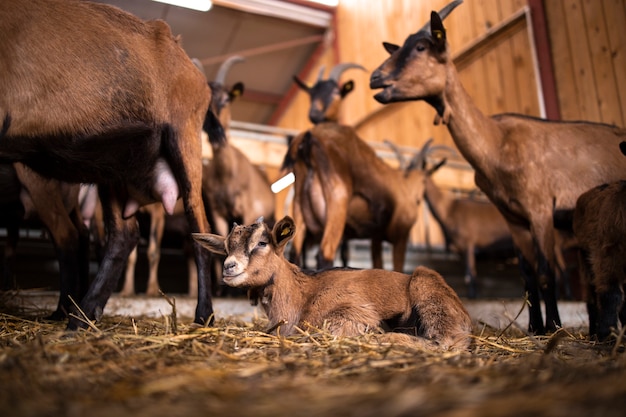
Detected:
[271,0,625,247]
[545,0,626,126]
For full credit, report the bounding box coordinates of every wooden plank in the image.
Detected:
[582,0,622,126]
[510,26,540,116]
[602,0,626,126]
[545,0,581,120]
[562,0,602,122]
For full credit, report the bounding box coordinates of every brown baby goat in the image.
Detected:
[193,216,472,351]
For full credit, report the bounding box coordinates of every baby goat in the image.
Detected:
[193,216,472,351]
[573,180,626,340]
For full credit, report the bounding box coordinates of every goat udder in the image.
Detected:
[153,158,180,215]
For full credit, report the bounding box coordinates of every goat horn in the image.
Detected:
[383,139,407,170]
[416,0,463,34]
[255,216,264,224]
[410,138,434,169]
[328,62,366,83]
[191,58,207,79]
[214,55,245,85]
[316,66,326,83]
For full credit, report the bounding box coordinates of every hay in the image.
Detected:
[1,295,625,417]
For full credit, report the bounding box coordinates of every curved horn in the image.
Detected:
[409,138,434,169]
[417,0,463,34]
[328,62,366,83]
[191,58,207,79]
[215,55,245,85]
[316,66,326,83]
[383,139,407,170]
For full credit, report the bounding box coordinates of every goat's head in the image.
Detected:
[294,62,366,124]
[370,0,462,107]
[192,216,295,288]
[206,56,245,131]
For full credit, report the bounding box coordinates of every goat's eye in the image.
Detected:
[416,45,426,52]
[257,241,268,248]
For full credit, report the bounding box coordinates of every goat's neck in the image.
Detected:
[424,178,453,222]
[262,261,312,335]
[441,65,501,175]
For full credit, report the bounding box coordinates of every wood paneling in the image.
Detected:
[545,0,625,126]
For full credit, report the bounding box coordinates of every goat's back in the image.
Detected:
[0,0,207,136]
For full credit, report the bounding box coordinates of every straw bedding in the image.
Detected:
[1,293,625,417]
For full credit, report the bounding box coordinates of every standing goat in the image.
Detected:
[287,64,431,271]
[574,180,626,340]
[285,63,365,267]
[0,163,90,319]
[370,0,626,333]
[203,56,276,237]
[0,0,223,329]
[193,216,472,351]
[286,125,432,272]
[385,140,514,298]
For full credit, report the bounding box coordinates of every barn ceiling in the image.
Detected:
[95,0,334,126]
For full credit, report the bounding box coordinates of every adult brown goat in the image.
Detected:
[385,140,514,299]
[287,64,431,271]
[286,63,365,267]
[0,0,223,329]
[203,56,276,237]
[193,216,472,351]
[1,163,90,319]
[370,0,626,333]
[286,125,431,272]
[120,56,268,298]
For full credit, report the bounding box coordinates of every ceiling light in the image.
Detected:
[151,0,212,12]
[303,0,338,6]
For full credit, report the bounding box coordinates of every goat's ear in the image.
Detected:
[430,11,447,51]
[383,42,399,55]
[192,233,227,256]
[340,80,355,98]
[428,158,447,175]
[229,82,244,101]
[293,76,310,93]
[272,216,295,250]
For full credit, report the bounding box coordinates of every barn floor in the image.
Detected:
[1,235,625,416]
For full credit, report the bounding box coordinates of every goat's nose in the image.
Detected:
[223,260,237,275]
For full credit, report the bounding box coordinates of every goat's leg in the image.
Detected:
[533,221,562,332]
[371,239,383,269]
[67,185,139,330]
[578,249,598,337]
[165,125,214,326]
[15,165,83,320]
[592,254,624,341]
[318,180,350,270]
[510,225,545,334]
[1,217,20,291]
[464,245,478,299]
[145,206,165,297]
[289,200,308,266]
[120,246,138,296]
[391,238,408,273]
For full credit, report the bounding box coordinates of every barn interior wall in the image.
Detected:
[272,0,625,247]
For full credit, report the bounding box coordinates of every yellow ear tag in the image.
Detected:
[281,227,291,236]
[433,30,443,41]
